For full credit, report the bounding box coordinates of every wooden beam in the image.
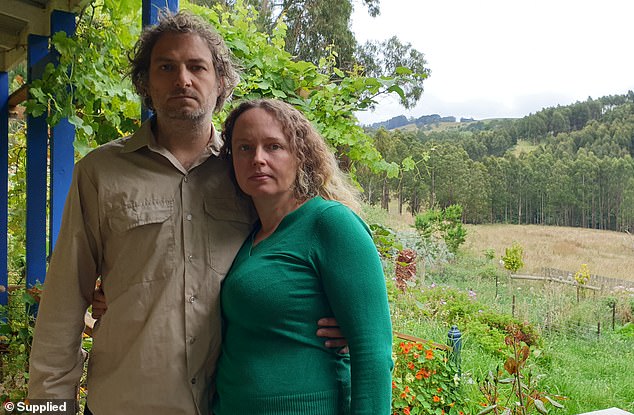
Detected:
[511,274,602,291]
[8,82,27,107]
[0,1,51,37]
[393,331,451,351]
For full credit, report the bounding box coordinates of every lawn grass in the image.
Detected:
[541,332,634,414]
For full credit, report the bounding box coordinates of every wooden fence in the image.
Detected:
[511,267,634,291]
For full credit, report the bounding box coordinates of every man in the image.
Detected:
[28,11,344,415]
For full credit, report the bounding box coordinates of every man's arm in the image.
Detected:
[28,164,101,398]
[91,285,348,352]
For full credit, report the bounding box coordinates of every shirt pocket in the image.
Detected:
[203,196,254,275]
[105,200,176,287]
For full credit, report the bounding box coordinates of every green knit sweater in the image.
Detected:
[213,197,393,415]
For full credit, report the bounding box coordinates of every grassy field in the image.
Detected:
[510,139,539,156]
[368,204,634,282]
[463,223,634,282]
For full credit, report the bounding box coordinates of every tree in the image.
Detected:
[203,0,379,70]
[356,36,430,109]
[281,0,353,68]
[424,143,472,209]
[462,161,491,223]
[550,109,570,135]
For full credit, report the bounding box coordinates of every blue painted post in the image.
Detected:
[26,34,50,289]
[141,0,179,121]
[143,0,179,27]
[49,11,76,250]
[0,72,8,306]
[447,325,462,376]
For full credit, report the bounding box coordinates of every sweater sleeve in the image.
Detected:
[28,162,102,399]
[312,204,393,415]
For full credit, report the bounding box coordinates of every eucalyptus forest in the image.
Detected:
[359,93,634,232]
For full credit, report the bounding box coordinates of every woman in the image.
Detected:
[212,99,393,414]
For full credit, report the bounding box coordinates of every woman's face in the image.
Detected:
[231,108,298,204]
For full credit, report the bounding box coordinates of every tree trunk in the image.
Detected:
[381,176,389,211]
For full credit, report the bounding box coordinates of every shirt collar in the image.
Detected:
[121,117,223,157]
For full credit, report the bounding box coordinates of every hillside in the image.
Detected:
[358,92,634,232]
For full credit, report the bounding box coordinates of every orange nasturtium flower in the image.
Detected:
[425,349,434,359]
[433,395,441,403]
[417,368,431,379]
[403,408,411,415]
[400,342,414,354]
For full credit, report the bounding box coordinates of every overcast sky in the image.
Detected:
[351,0,634,124]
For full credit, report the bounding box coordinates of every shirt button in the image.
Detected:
[191,378,196,384]
[188,295,197,303]
[188,336,196,344]
[184,176,189,183]
[186,213,192,221]
[188,254,194,262]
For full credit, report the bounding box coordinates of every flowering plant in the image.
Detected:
[477,324,565,415]
[392,338,465,415]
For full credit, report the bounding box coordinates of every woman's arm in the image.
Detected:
[313,204,393,414]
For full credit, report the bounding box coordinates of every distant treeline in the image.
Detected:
[369,114,458,130]
[358,91,634,232]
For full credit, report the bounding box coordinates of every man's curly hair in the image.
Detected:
[129,10,239,113]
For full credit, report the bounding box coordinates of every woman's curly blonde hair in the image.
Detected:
[221,99,360,212]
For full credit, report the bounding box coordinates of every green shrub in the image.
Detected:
[501,242,524,273]
[0,287,39,403]
[402,285,541,357]
[483,248,496,261]
[616,322,634,338]
[370,223,403,260]
[415,205,467,254]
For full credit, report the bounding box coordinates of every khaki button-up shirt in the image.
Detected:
[28,119,255,415]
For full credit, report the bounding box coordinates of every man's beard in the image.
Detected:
[159,89,215,121]
[165,105,208,121]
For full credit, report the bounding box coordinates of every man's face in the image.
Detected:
[147,32,221,121]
